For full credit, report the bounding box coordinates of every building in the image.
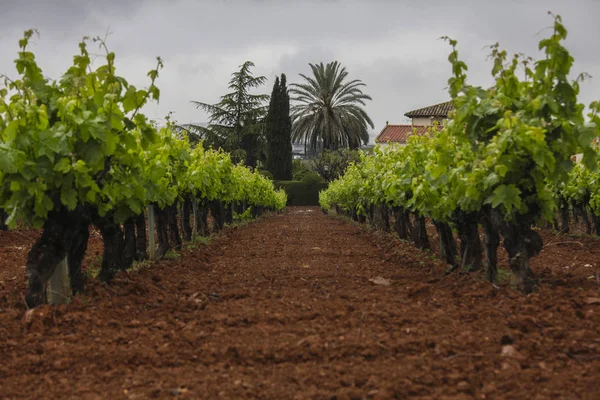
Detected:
[375,101,454,146]
[404,101,454,126]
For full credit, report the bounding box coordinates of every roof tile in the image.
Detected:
[375,124,440,144]
[404,101,454,118]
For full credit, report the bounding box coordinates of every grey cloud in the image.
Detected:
[0,0,598,139]
[275,45,337,78]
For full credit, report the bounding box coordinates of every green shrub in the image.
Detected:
[274,179,328,206]
[311,148,362,182]
[301,171,325,185]
[258,169,274,181]
[292,159,312,181]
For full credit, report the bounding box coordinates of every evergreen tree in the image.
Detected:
[185,61,269,168]
[265,74,293,180]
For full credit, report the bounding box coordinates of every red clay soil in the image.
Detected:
[0,227,104,310]
[0,207,599,399]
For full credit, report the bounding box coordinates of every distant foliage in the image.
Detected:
[320,14,600,293]
[184,61,269,168]
[0,31,287,307]
[290,61,374,151]
[291,159,312,181]
[311,148,361,182]
[265,74,293,180]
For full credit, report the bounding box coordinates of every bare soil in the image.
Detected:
[0,207,599,399]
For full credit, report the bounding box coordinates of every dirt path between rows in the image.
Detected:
[1,207,599,399]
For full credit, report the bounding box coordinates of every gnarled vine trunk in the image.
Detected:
[351,207,359,222]
[155,205,170,259]
[94,215,126,283]
[393,207,412,240]
[134,213,147,261]
[0,208,7,231]
[225,202,234,224]
[181,197,193,242]
[412,213,430,250]
[591,214,600,236]
[559,202,570,233]
[251,205,264,219]
[500,220,542,294]
[433,220,457,266]
[357,206,366,223]
[25,206,90,308]
[373,204,391,232]
[366,204,375,226]
[575,204,592,235]
[455,211,482,271]
[210,200,226,232]
[68,219,90,295]
[480,207,502,283]
[167,202,182,249]
[195,199,210,236]
[123,218,137,271]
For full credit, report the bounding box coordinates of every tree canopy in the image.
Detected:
[183,61,269,168]
[265,74,293,180]
[289,61,374,151]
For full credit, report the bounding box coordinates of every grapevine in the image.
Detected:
[0,31,286,307]
[320,14,600,293]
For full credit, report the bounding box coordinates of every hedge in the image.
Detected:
[274,179,328,206]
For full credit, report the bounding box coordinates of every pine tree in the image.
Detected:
[186,61,269,168]
[266,74,293,180]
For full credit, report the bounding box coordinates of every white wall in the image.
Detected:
[411,117,432,125]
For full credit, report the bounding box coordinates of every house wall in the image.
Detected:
[411,117,432,125]
[411,117,446,125]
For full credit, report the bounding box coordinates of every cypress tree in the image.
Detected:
[266,74,293,180]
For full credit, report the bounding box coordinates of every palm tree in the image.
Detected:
[289,61,374,151]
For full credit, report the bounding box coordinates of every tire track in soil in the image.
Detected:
[0,206,599,399]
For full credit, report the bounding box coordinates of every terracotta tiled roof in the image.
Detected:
[404,101,454,118]
[375,124,440,144]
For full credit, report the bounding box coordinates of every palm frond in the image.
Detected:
[290,61,373,151]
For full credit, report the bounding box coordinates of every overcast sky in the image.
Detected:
[1,0,599,143]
